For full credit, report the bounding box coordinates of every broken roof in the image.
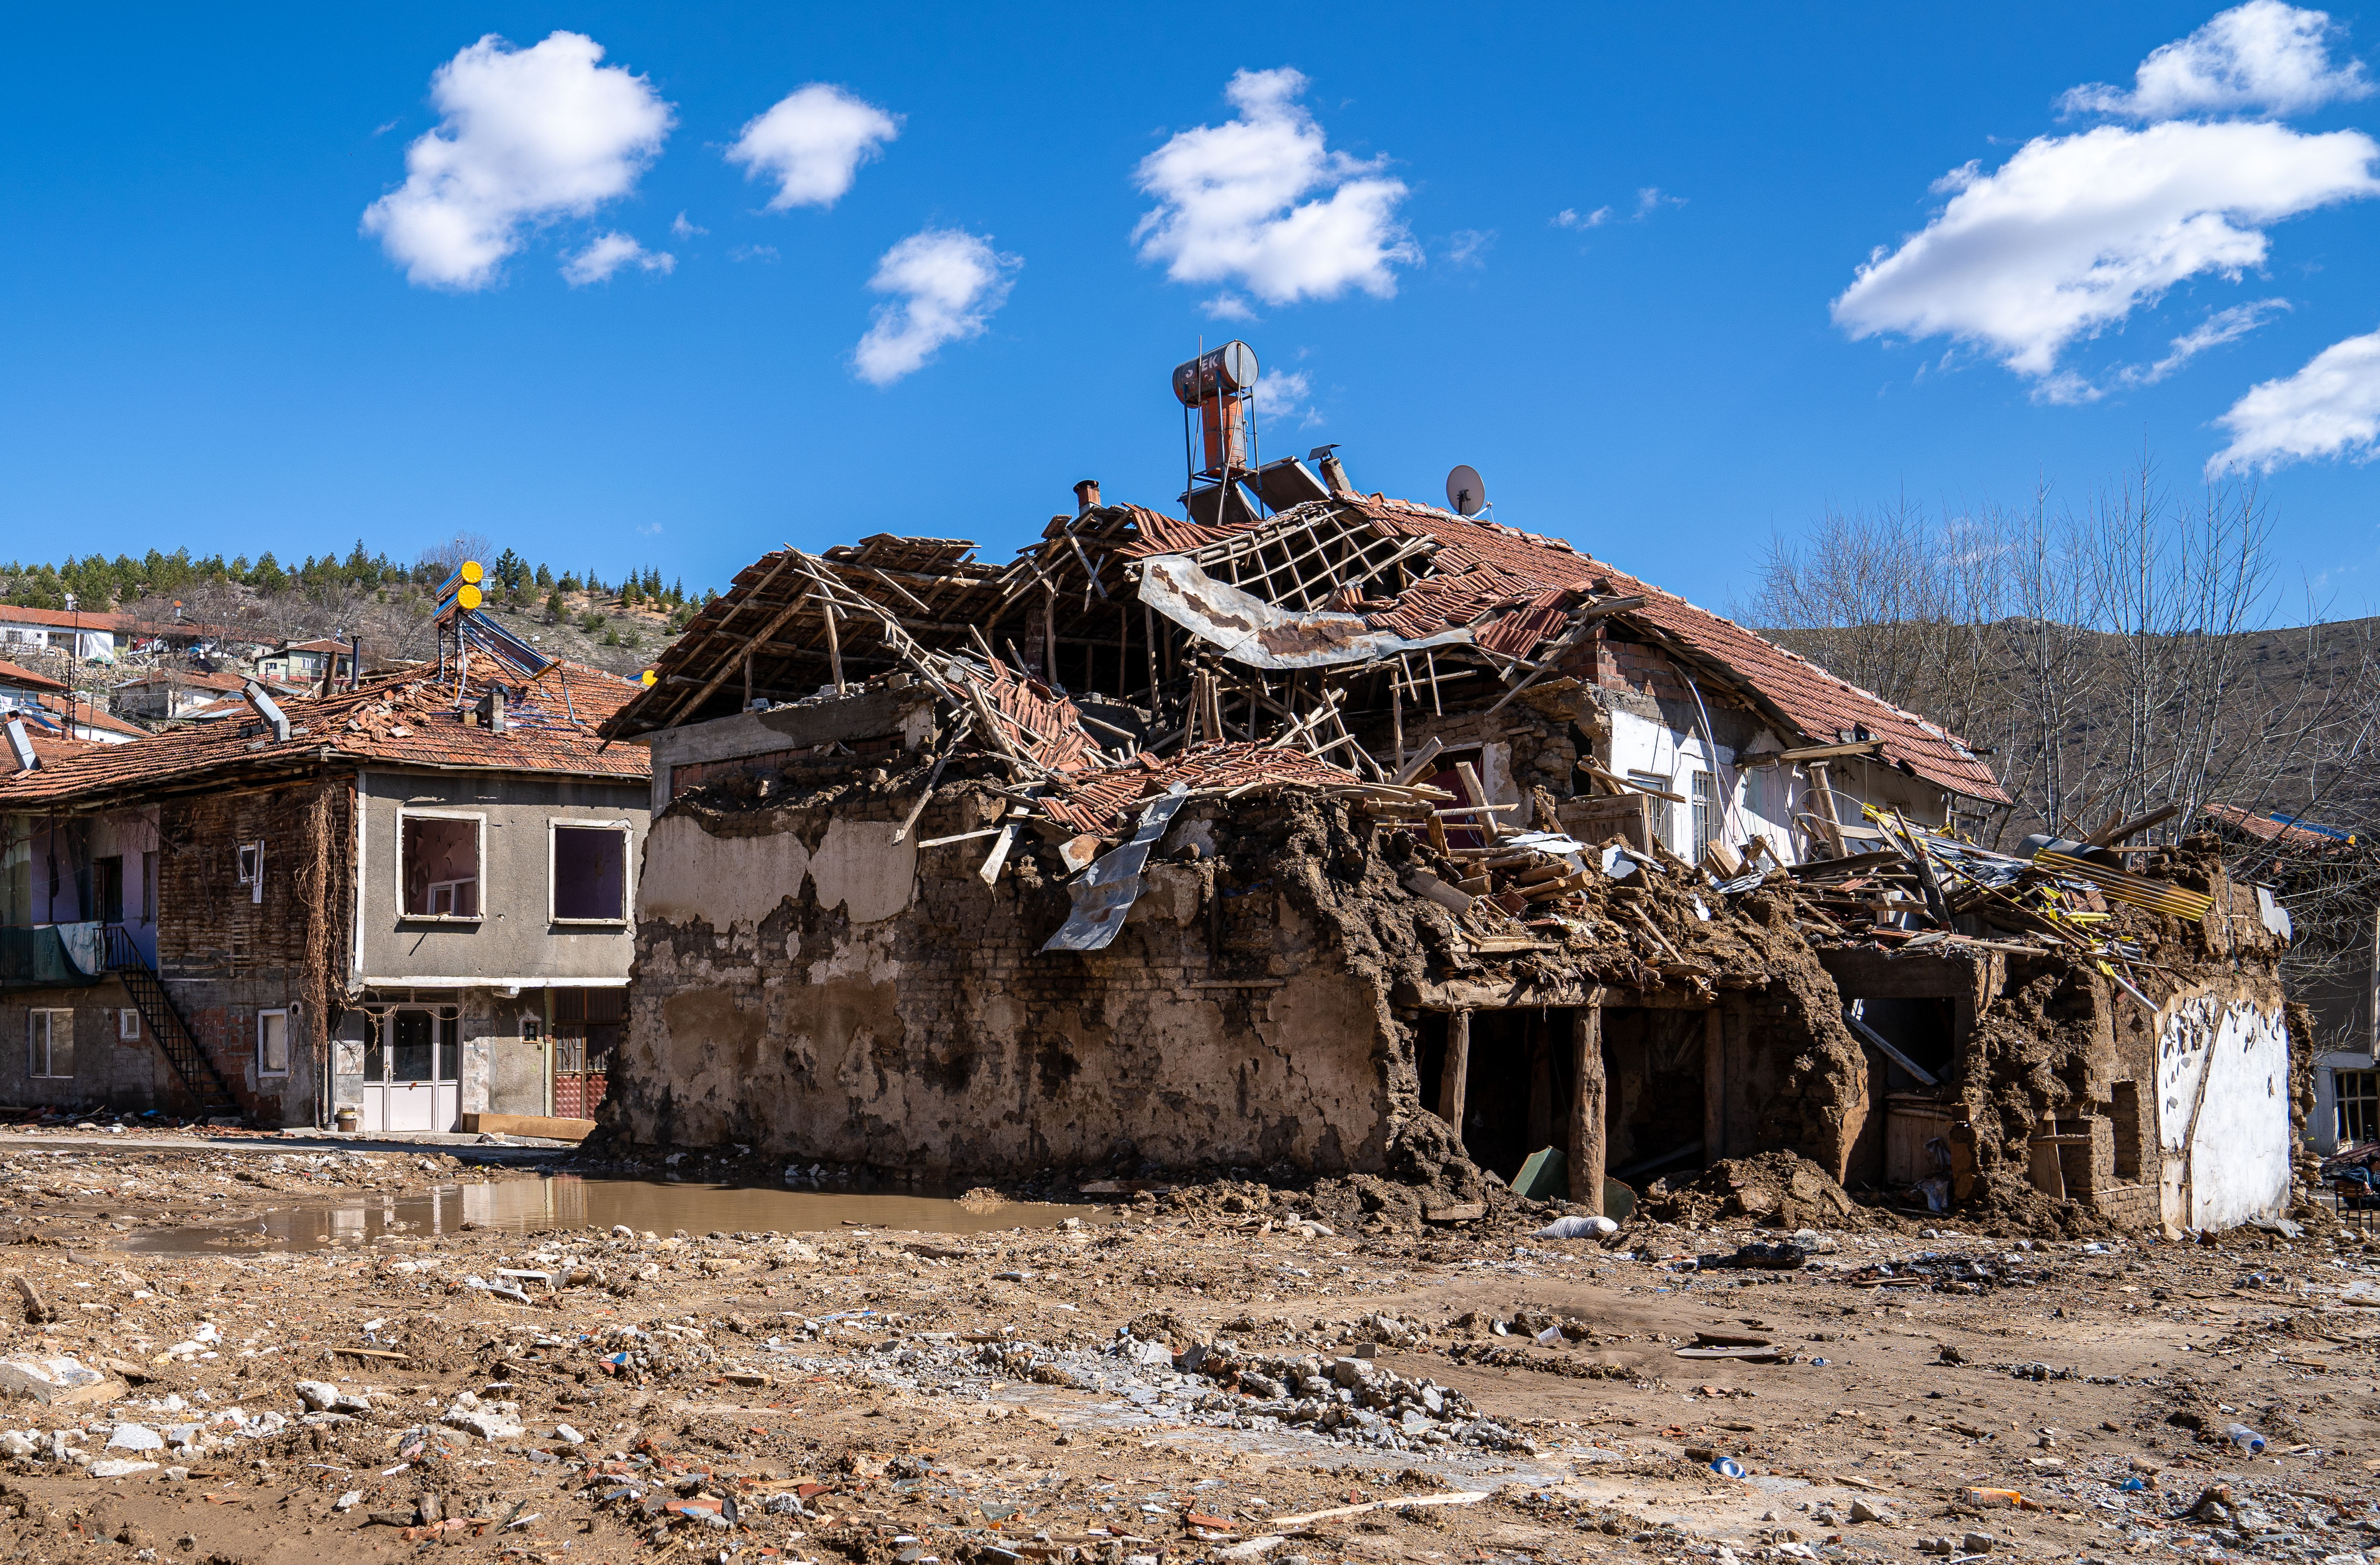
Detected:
[2202,802,2358,853]
[606,490,2007,804]
[0,650,646,809]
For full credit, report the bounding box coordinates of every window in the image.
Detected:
[94,856,123,924]
[2338,1069,2380,1147]
[257,1009,289,1077]
[1690,770,1719,862]
[1628,771,1676,851]
[400,814,481,919]
[27,1010,72,1079]
[551,823,629,922]
[236,842,263,904]
[118,1009,141,1042]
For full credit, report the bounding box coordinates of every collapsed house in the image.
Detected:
[600,347,2296,1229]
[0,607,648,1131]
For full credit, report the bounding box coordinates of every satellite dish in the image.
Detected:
[1445,464,1487,517]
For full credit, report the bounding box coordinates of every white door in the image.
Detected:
[362,1009,461,1134]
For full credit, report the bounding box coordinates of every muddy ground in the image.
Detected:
[0,1143,2373,1565]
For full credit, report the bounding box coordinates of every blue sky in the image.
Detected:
[4,3,2380,618]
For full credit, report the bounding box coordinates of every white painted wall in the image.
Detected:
[2155,994,2292,1231]
[1605,708,1802,862]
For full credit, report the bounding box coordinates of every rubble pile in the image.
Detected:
[0,1130,2367,1560]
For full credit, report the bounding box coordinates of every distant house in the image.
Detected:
[0,629,649,1132]
[255,638,356,688]
[2204,803,2377,1153]
[0,660,144,744]
[0,606,239,663]
[0,658,68,709]
[112,669,303,723]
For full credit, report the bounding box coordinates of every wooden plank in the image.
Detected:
[459,1112,595,1141]
[1779,740,1884,762]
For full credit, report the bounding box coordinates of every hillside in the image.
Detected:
[0,544,712,728]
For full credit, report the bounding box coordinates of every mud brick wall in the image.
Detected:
[619,791,1409,1177]
[156,776,352,1125]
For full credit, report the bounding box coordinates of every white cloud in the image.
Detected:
[1203,293,1256,321]
[2062,0,2371,120]
[561,232,675,285]
[852,228,1019,385]
[1132,67,1417,305]
[1832,120,2380,382]
[1553,190,1677,231]
[1443,229,1494,266]
[726,84,900,210]
[2120,297,2291,384]
[2208,326,2380,471]
[1253,368,1311,419]
[670,211,705,238]
[361,32,673,290]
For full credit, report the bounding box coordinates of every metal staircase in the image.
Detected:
[102,927,243,1121]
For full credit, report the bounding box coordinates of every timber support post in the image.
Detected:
[1438,1008,1471,1142]
[1570,1006,1605,1211]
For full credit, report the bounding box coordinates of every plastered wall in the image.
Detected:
[618,797,1399,1176]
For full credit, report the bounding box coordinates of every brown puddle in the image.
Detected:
[118,1174,1101,1254]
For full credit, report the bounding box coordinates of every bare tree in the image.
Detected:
[1746,457,2374,857]
[418,532,495,577]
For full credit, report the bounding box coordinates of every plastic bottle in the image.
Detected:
[2225,1424,2267,1455]
[1710,1457,1747,1479]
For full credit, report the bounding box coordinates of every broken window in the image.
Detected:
[551,823,628,922]
[400,814,480,918]
[257,1009,289,1077]
[1690,771,1718,862]
[27,1009,72,1079]
[2337,1069,2380,1146]
[1628,771,1675,851]
[95,856,123,924]
[236,842,263,904]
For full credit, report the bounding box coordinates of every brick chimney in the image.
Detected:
[1073,478,1101,516]
[1318,451,1355,497]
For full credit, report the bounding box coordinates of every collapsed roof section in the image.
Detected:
[0,640,645,810]
[604,489,2007,806]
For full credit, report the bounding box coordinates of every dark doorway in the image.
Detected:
[1424,1008,1579,1182]
[1855,997,1956,1089]
[1601,1007,1708,1182]
[94,856,124,925]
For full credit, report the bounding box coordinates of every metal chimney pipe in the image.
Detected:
[241,680,292,742]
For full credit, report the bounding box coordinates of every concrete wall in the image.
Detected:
[355,769,648,988]
[0,983,179,1113]
[619,794,1400,1176]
